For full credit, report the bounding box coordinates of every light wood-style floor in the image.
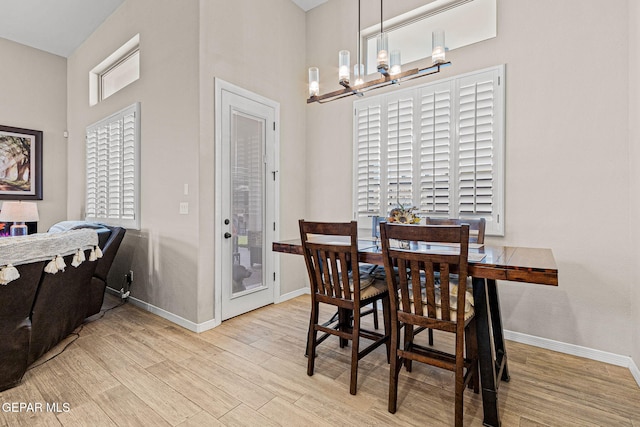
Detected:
[1,294,639,427]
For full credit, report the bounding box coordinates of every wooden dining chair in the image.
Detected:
[380,222,479,426]
[299,219,391,395]
[421,217,485,345]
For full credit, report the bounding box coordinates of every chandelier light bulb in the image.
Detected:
[354,63,365,85]
[338,50,350,85]
[390,50,401,75]
[432,29,446,64]
[308,67,319,97]
[376,32,389,71]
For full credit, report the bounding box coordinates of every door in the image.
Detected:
[215,79,279,322]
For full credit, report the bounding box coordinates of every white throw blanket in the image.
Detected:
[0,229,101,285]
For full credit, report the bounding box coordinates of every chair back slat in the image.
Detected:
[408,260,421,316]
[440,263,451,321]
[423,260,437,319]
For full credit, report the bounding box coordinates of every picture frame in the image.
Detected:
[0,125,43,200]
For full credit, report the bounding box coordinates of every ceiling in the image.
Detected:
[0,0,327,58]
[291,0,327,12]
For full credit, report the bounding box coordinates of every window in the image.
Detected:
[101,50,140,100]
[362,0,497,75]
[85,103,140,229]
[89,34,140,105]
[353,65,504,235]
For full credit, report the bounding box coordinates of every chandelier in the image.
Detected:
[307,0,450,104]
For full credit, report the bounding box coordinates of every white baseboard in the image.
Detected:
[105,287,216,333]
[105,286,312,333]
[505,330,640,388]
[276,286,309,303]
[631,358,640,386]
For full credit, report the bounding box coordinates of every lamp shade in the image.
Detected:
[0,201,40,222]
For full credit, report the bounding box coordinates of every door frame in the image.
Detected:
[213,78,280,325]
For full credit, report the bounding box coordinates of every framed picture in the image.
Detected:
[0,125,43,200]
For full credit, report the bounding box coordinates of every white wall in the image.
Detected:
[304,0,635,358]
[0,38,67,231]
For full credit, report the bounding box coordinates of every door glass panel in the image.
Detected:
[231,111,264,296]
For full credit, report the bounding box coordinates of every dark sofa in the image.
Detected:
[0,224,125,391]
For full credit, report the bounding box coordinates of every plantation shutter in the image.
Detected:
[457,71,497,215]
[85,103,140,229]
[419,83,451,214]
[353,65,504,235]
[355,103,382,219]
[386,97,413,211]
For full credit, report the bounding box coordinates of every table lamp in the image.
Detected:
[0,201,39,236]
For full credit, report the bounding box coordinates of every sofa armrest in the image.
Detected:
[94,226,126,282]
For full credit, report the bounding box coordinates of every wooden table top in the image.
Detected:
[272,238,558,286]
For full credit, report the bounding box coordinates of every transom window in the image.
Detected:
[89,34,140,106]
[362,0,497,75]
[353,65,504,235]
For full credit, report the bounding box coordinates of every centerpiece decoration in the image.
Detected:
[387,205,420,249]
[387,205,421,224]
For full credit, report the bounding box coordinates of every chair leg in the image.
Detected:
[382,295,391,363]
[372,300,379,329]
[428,328,434,346]
[455,331,466,427]
[388,320,401,413]
[350,309,361,395]
[307,302,319,377]
[455,370,464,427]
[404,323,414,372]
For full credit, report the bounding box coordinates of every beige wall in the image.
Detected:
[198,0,308,316]
[66,0,307,325]
[67,0,202,322]
[0,38,67,231]
[305,0,635,357]
[629,0,640,369]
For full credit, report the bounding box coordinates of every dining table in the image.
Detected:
[273,236,558,427]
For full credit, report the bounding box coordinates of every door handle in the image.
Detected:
[224,232,232,239]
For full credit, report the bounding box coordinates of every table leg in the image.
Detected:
[487,279,510,382]
[472,277,500,427]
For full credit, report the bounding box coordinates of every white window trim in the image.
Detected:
[89,34,140,106]
[85,102,141,230]
[353,65,505,236]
